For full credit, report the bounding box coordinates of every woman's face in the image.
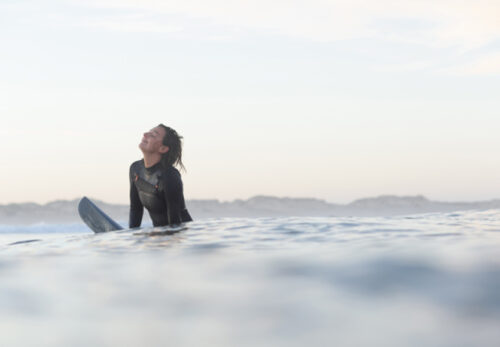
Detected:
[139,126,168,154]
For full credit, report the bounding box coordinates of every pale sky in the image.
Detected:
[1,0,499,204]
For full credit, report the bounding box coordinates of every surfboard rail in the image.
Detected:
[78,197,124,233]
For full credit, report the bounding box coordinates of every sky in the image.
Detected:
[1,0,499,205]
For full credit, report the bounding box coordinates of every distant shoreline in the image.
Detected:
[2,195,500,225]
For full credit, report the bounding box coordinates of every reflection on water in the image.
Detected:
[2,210,500,346]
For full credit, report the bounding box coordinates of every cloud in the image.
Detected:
[4,1,498,75]
[77,0,500,50]
[444,52,500,76]
[83,14,183,33]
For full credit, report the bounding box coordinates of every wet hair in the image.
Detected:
[158,124,186,171]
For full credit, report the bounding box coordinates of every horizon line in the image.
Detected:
[2,194,500,207]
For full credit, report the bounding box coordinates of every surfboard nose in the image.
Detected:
[78,197,123,233]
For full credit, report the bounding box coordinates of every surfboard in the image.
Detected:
[78,196,124,233]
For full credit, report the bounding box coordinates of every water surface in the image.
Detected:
[2,211,500,346]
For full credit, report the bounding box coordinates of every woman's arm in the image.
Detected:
[129,164,144,228]
[163,168,192,225]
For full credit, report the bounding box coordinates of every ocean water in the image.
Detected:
[2,211,500,347]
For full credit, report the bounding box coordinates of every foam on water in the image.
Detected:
[2,210,500,346]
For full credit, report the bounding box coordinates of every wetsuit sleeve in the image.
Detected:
[129,164,144,228]
[163,170,193,225]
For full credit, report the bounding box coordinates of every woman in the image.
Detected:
[129,124,192,228]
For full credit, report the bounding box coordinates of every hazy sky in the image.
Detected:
[1,0,499,204]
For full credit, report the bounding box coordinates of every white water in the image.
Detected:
[2,210,500,346]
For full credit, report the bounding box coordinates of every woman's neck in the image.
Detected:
[143,153,162,168]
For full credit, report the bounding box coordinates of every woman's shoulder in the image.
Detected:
[162,165,181,176]
[129,160,145,176]
[161,165,182,182]
[130,159,144,169]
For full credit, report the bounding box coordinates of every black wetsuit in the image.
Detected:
[129,160,192,228]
